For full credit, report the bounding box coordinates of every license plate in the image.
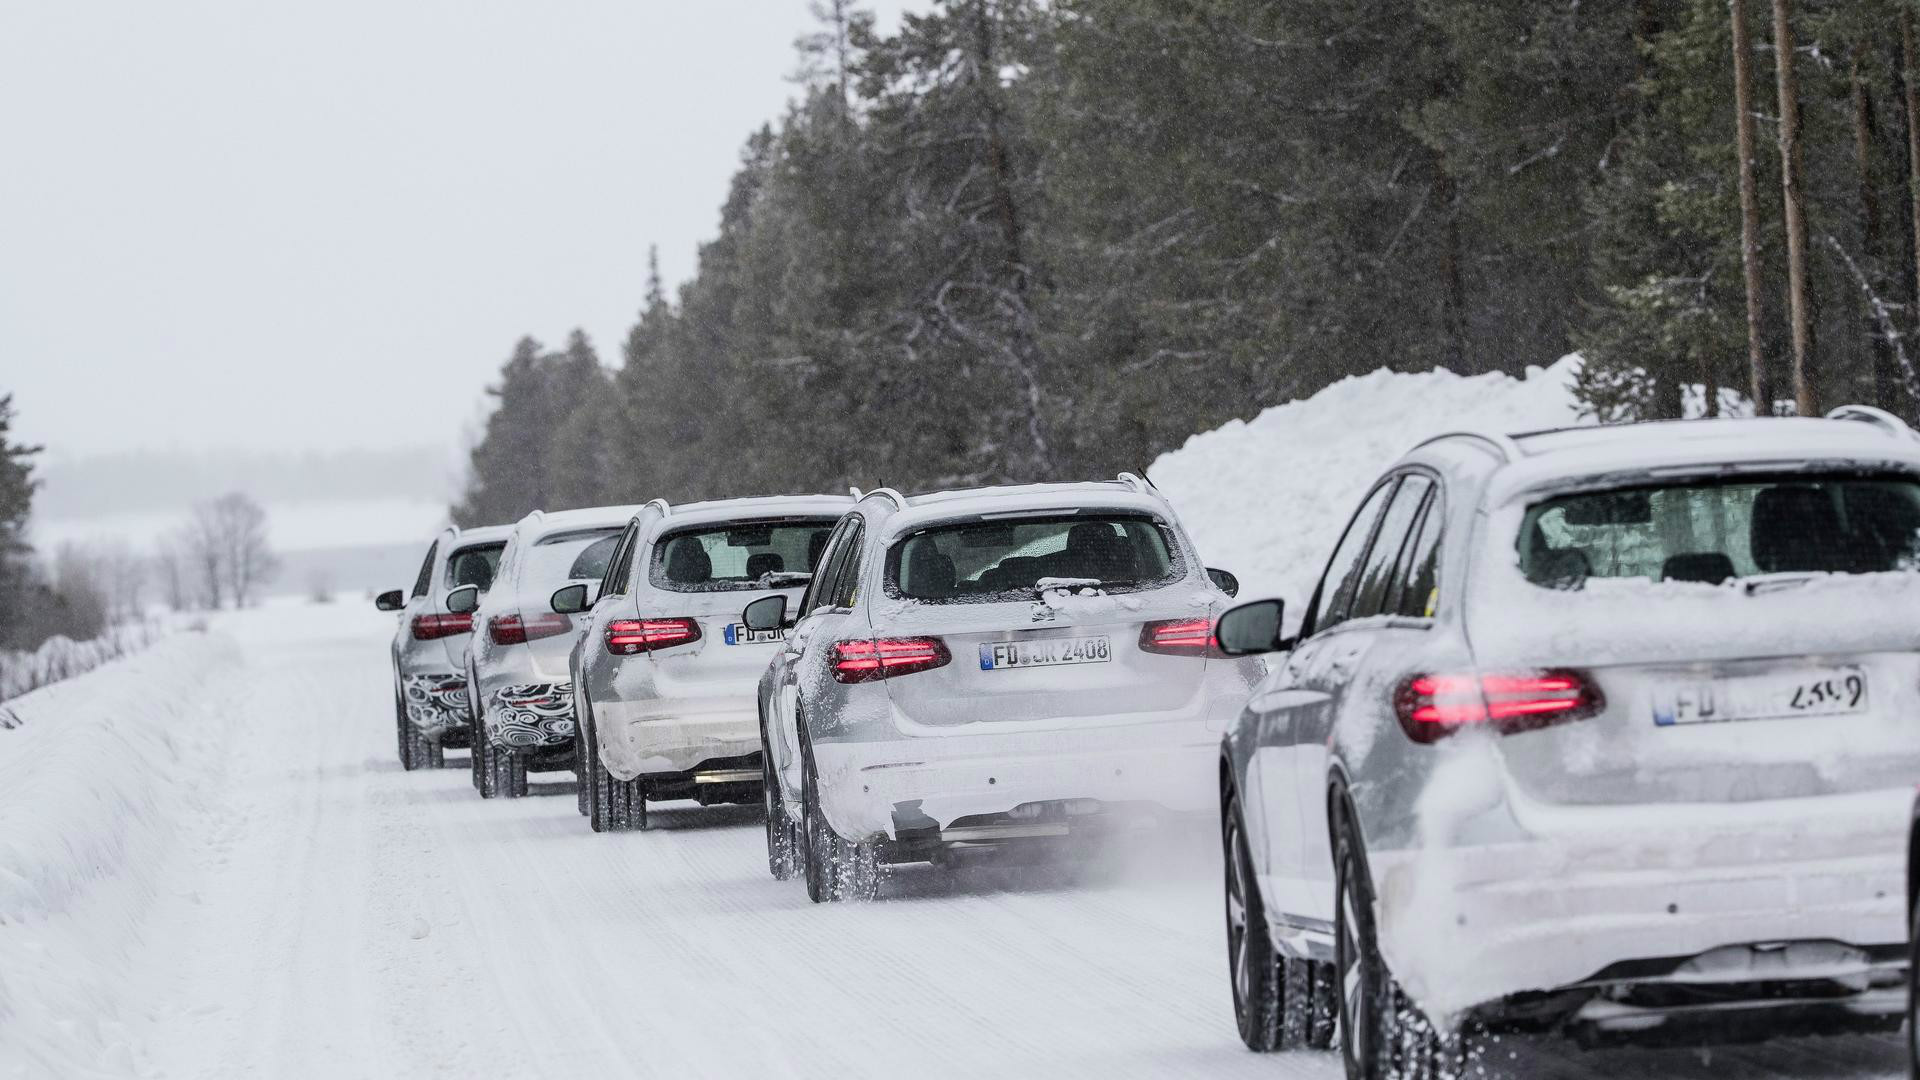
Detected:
[1653,667,1869,726]
[722,623,782,646]
[979,636,1112,671]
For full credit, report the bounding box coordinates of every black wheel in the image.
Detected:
[1333,797,1467,1080]
[799,727,837,904]
[491,747,528,799]
[1908,899,1919,1080]
[761,720,796,881]
[1224,788,1292,1051]
[395,692,420,770]
[575,693,593,817]
[417,731,444,770]
[468,690,486,792]
[1307,959,1339,1050]
[840,837,882,902]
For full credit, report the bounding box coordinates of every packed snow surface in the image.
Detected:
[1152,357,1587,611]
[0,601,1903,1078]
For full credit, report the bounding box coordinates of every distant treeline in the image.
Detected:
[455,0,1920,525]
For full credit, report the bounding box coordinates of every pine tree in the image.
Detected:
[0,395,42,649]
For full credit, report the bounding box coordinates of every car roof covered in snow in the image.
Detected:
[446,523,514,547]
[876,478,1173,538]
[1471,411,1920,504]
[642,493,856,531]
[515,505,644,541]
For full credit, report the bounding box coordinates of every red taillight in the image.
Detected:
[488,612,572,646]
[1394,670,1602,743]
[604,617,702,656]
[411,613,473,641]
[1139,617,1219,657]
[832,637,951,683]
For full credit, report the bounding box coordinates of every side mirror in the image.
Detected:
[375,589,405,612]
[742,594,791,632]
[1206,568,1240,598]
[445,584,480,615]
[551,582,591,614]
[1215,598,1288,657]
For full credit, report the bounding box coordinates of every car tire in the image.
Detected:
[417,731,444,770]
[1307,959,1338,1050]
[761,718,796,881]
[1333,797,1468,1080]
[468,691,487,793]
[490,747,529,799]
[798,726,837,904]
[1224,787,1305,1051]
[395,692,420,771]
[574,690,591,818]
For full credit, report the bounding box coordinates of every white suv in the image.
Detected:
[452,505,637,798]
[742,477,1260,902]
[564,494,854,831]
[377,523,511,770]
[1213,406,1920,1071]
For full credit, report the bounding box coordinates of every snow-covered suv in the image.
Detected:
[564,494,854,832]
[743,476,1260,903]
[377,523,511,770]
[452,505,637,798]
[1214,406,1920,1071]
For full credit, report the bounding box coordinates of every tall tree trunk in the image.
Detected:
[1772,0,1817,416]
[1904,9,1920,339]
[968,0,1048,475]
[1434,161,1468,373]
[1853,45,1900,410]
[1730,0,1770,415]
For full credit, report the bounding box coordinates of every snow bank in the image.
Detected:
[0,630,239,1078]
[0,623,166,709]
[1151,358,1587,614]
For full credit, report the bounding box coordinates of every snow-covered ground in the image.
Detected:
[0,599,1904,1079]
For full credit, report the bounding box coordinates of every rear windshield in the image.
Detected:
[1519,475,1920,589]
[524,528,622,587]
[887,513,1180,603]
[648,518,840,593]
[444,542,505,591]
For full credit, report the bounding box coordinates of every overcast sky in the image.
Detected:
[1,1,923,464]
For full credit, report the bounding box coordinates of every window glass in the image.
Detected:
[444,542,505,592]
[1308,481,1396,634]
[649,518,840,594]
[523,528,622,589]
[1518,476,1920,590]
[410,542,438,598]
[798,519,853,618]
[829,523,866,608]
[1351,475,1432,619]
[1388,493,1444,618]
[598,526,637,597]
[886,514,1178,603]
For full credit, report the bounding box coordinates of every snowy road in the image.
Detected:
[37,603,1911,1078]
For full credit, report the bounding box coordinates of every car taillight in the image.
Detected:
[604,617,702,656]
[411,613,473,641]
[832,637,951,683]
[1139,617,1219,657]
[1394,670,1603,744]
[488,612,572,646]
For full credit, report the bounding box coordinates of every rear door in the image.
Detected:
[771,516,863,798]
[877,511,1213,733]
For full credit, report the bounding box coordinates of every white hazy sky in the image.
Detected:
[1,1,924,462]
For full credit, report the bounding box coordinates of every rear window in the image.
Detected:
[444,542,505,591]
[524,528,622,587]
[887,513,1180,603]
[648,518,839,593]
[1519,475,1920,589]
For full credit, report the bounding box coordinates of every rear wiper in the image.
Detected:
[1742,571,1825,595]
[1034,576,1105,597]
[758,571,813,588]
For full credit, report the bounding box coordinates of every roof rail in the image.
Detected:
[858,487,908,510]
[642,498,671,518]
[848,486,863,499]
[1825,404,1918,440]
[1116,471,1158,495]
[1408,430,1522,462]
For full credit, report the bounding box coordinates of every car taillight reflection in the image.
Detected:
[832,637,951,683]
[1394,670,1603,743]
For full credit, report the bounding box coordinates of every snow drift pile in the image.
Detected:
[0,630,239,1077]
[1152,357,1587,610]
[0,622,167,709]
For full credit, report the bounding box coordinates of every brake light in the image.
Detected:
[1139,617,1219,657]
[605,617,702,655]
[1394,670,1602,743]
[488,612,572,646]
[411,613,473,641]
[832,637,951,683]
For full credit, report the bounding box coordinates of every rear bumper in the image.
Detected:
[1370,787,1912,1026]
[401,672,469,738]
[598,695,761,781]
[482,683,576,749]
[812,722,1216,841]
